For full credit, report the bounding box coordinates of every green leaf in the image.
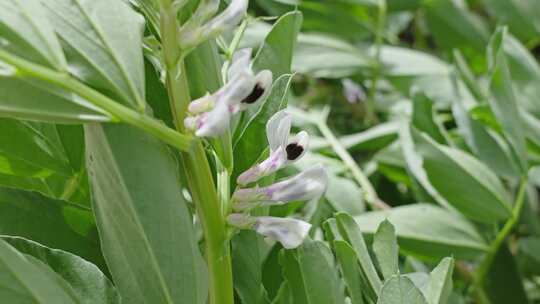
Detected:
[354,204,488,260]
[0,119,72,178]
[280,239,345,304]
[424,0,489,51]
[336,212,382,299]
[233,74,293,179]
[425,257,454,304]
[485,245,529,304]
[232,231,269,304]
[333,240,366,304]
[325,174,365,215]
[253,11,303,76]
[3,236,120,304]
[0,0,66,69]
[485,0,540,42]
[373,219,399,280]
[85,124,207,304]
[451,75,520,179]
[0,238,80,303]
[293,32,372,78]
[411,91,448,145]
[487,27,527,171]
[411,127,512,223]
[518,237,540,275]
[0,186,105,271]
[42,0,146,109]
[377,275,428,304]
[0,76,110,123]
[311,122,399,152]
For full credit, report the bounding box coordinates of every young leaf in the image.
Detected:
[354,204,488,260]
[0,238,80,303]
[252,11,303,76]
[3,236,120,304]
[487,27,527,171]
[425,257,454,304]
[377,275,428,304]
[373,219,399,280]
[336,212,382,299]
[333,240,366,304]
[42,0,146,109]
[411,91,448,145]
[85,124,207,304]
[411,127,512,223]
[280,239,345,304]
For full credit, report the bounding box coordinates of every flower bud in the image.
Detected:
[184,101,231,137]
[201,0,248,38]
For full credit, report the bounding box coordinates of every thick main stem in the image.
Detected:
[160,4,234,303]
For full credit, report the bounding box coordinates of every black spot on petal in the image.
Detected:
[286,143,304,160]
[241,83,265,104]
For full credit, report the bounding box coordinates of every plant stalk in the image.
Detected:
[366,0,386,125]
[315,110,388,210]
[160,3,234,303]
[0,49,192,152]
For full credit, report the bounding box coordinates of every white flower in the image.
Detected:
[179,0,248,50]
[185,101,231,137]
[233,164,328,210]
[237,110,309,185]
[253,216,311,249]
[185,48,273,137]
[227,214,311,249]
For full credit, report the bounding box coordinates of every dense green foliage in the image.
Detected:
[0,0,539,303]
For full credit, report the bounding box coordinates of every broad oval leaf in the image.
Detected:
[42,0,146,109]
[0,238,80,303]
[354,204,489,260]
[0,186,105,270]
[85,124,207,304]
[333,240,365,304]
[373,220,399,281]
[377,275,428,304]
[411,127,512,223]
[425,257,454,304]
[3,236,120,304]
[280,239,345,304]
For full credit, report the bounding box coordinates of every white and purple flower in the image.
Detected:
[227,214,312,249]
[237,110,309,185]
[184,48,273,137]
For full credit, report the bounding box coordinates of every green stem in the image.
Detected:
[0,49,192,152]
[315,109,388,210]
[160,4,234,303]
[366,0,386,125]
[473,177,528,297]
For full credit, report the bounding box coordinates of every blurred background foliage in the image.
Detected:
[236,0,540,303]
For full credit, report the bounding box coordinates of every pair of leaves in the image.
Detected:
[0,0,146,122]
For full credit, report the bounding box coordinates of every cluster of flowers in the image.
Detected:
[229,110,328,249]
[182,0,328,249]
[184,48,272,136]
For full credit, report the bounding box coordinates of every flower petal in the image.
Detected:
[266,110,292,152]
[253,216,311,249]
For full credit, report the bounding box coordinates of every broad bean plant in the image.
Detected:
[0,0,539,304]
